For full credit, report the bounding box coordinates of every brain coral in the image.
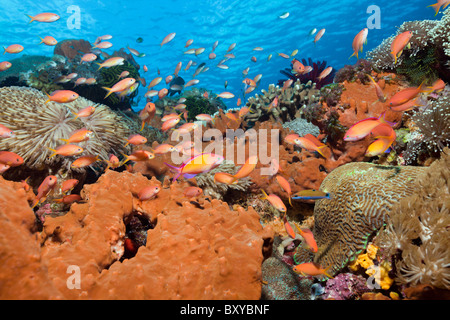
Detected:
[0,86,130,173]
[1,170,273,299]
[294,162,427,277]
[376,148,450,290]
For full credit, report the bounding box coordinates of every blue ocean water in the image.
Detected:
[0,0,441,110]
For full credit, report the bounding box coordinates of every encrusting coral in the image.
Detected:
[0,170,274,299]
[0,86,130,175]
[375,148,450,290]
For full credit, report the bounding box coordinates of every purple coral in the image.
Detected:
[278,58,336,89]
[322,273,372,300]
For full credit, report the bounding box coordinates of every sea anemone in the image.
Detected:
[278,58,336,89]
[0,86,130,175]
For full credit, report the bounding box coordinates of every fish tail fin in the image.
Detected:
[26,14,35,23]
[59,138,69,144]
[349,51,356,60]
[427,3,441,15]
[120,153,130,166]
[259,189,268,200]
[288,196,293,207]
[378,112,397,127]
[31,199,40,209]
[2,47,5,55]
[46,147,57,159]
[96,63,103,71]
[124,141,129,147]
[316,145,331,159]
[392,52,397,65]
[44,91,51,104]
[102,87,113,99]
[38,37,44,44]
[323,266,334,279]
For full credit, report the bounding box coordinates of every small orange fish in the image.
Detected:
[367,75,386,102]
[3,44,24,54]
[96,57,124,70]
[61,179,79,194]
[227,43,236,52]
[391,31,413,64]
[0,123,14,138]
[195,114,214,124]
[317,67,333,81]
[158,88,168,99]
[185,39,194,47]
[39,36,57,46]
[124,134,147,147]
[390,97,423,112]
[71,155,99,169]
[295,137,330,158]
[21,177,31,192]
[93,41,112,49]
[278,53,290,59]
[85,78,97,85]
[26,12,60,23]
[104,154,120,171]
[350,28,368,59]
[260,189,286,213]
[251,56,257,62]
[209,52,216,59]
[214,172,238,185]
[60,128,93,144]
[0,61,12,71]
[45,90,79,104]
[268,96,278,111]
[276,175,292,206]
[284,133,301,145]
[243,78,256,87]
[72,106,96,119]
[161,113,181,122]
[165,153,224,182]
[427,0,450,16]
[74,77,86,87]
[233,155,258,180]
[118,71,130,79]
[54,194,83,205]
[183,186,203,198]
[293,262,333,278]
[47,144,83,158]
[103,78,136,99]
[121,150,155,165]
[283,216,296,239]
[365,137,394,157]
[0,151,24,166]
[81,53,97,63]
[388,82,429,107]
[152,144,176,154]
[32,175,58,208]
[185,79,199,87]
[160,32,176,46]
[238,106,250,118]
[426,78,446,93]
[314,28,326,44]
[294,225,318,253]
[344,113,392,141]
[161,117,180,132]
[148,77,163,89]
[218,92,235,99]
[138,185,160,201]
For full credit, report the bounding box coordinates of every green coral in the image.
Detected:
[184,95,219,122]
[99,61,140,107]
[395,46,440,86]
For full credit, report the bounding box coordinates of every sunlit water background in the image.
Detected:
[0,0,441,110]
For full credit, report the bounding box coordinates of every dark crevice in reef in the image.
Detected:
[120,212,156,261]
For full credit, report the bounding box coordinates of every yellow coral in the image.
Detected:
[348,244,378,271]
[366,261,394,290]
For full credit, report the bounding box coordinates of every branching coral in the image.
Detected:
[375,148,450,290]
[195,160,252,200]
[0,86,130,175]
[242,79,320,126]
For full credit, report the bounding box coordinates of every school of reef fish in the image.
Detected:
[0,2,449,300]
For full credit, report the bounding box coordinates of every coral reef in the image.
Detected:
[0,86,130,178]
[375,148,450,290]
[322,273,371,300]
[282,117,320,138]
[54,39,92,61]
[0,170,273,299]
[278,58,336,89]
[334,59,373,85]
[294,162,427,278]
[242,79,320,126]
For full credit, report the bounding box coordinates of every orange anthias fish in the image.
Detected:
[427,79,446,93]
[165,153,224,182]
[121,150,155,165]
[195,114,215,124]
[54,194,83,205]
[276,175,292,207]
[45,90,79,104]
[104,154,120,171]
[390,97,424,112]
[0,61,12,71]
[124,134,147,147]
[153,143,176,155]
[81,53,97,63]
[183,186,203,198]
[47,144,83,158]
[72,105,96,119]
[391,31,413,64]
[102,78,136,99]
[427,0,450,16]
[284,133,301,145]
[0,123,14,138]
[39,36,57,46]
[365,123,396,157]
[214,172,238,185]
[138,185,160,201]
[148,77,163,89]
[314,28,326,44]
[32,175,58,208]
[367,75,386,102]
[293,262,333,279]
[388,82,429,107]
[161,117,180,132]
[26,12,60,23]
[0,151,24,167]
[350,28,368,59]
[343,112,394,141]
[71,155,99,169]
[283,216,296,239]
[295,136,331,159]
[294,225,318,253]
[232,155,258,181]
[61,179,79,194]
[60,128,93,144]
[96,57,124,70]
[3,44,24,54]
[217,92,235,99]
[260,189,287,214]
[317,67,333,81]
